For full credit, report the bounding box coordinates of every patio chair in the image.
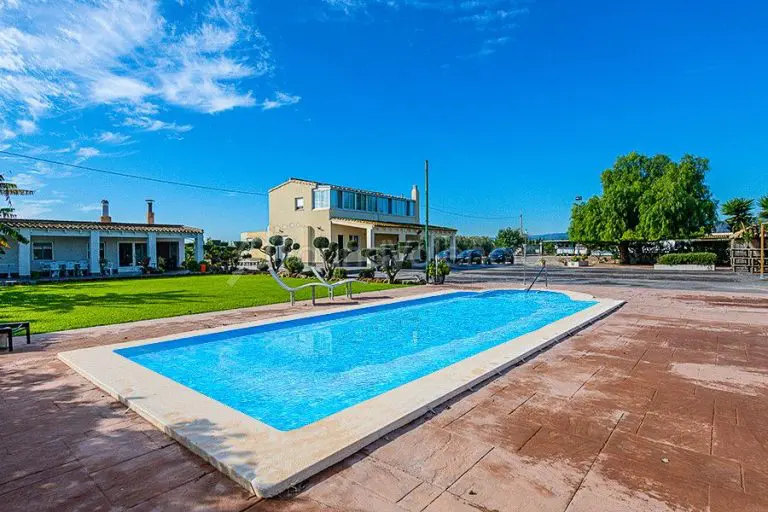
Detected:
[310,266,363,300]
[65,261,76,277]
[267,267,325,306]
[45,262,60,279]
[0,322,31,352]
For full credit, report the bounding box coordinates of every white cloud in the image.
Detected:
[261,92,301,110]
[12,198,63,218]
[76,147,100,160]
[97,131,132,144]
[75,203,102,212]
[17,119,38,134]
[0,0,278,138]
[0,128,15,140]
[123,116,193,133]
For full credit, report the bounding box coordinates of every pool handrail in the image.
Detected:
[309,266,363,300]
[267,267,325,306]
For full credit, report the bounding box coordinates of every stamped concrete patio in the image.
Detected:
[2,285,768,511]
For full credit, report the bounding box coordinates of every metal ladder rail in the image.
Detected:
[525,262,548,292]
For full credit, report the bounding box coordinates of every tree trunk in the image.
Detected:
[618,241,630,265]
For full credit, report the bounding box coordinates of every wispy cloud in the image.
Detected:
[75,147,100,163]
[97,131,132,145]
[12,198,63,218]
[0,0,299,143]
[75,203,102,213]
[123,116,193,133]
[262,92,301,110]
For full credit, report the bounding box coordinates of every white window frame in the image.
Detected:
[295,197,305,210]
[32,241,54,261]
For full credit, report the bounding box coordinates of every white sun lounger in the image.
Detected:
[310,266,362,300]
[268,267,325,306]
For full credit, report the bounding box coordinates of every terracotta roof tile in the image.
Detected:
[3,218,203,234]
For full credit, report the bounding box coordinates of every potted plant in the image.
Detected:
[427,260,451,284]
[567,255,589,267]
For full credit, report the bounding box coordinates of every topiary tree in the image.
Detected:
[312,236,358,276]
[361,241,418,284]
[251,235,300,272]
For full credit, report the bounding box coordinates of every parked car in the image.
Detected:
[456,249,483,264]
[436,249,453,261]
[488,247,515,264]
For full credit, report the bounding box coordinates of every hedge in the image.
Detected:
[656,252,718,266]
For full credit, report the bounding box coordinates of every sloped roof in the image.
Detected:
[333,217,456,232]
[3,218,203,234]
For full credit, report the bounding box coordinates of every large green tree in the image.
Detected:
[494,227,526,249]
[568,152,717,263]
[721,198,755,232]
[0,174,33,254]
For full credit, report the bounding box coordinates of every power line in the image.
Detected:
[430,205,519,220]
[0,150,268,197]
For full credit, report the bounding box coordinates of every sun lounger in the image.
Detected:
[1,322,31,352]
[268,267,325,306]
[310,266,362,300]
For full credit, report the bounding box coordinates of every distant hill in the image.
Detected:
[529,232,568,241]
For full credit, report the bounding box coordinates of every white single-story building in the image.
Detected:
[0,200,204,278]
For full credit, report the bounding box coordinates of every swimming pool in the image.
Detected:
[116,290,595,431]
[60,288,623,496]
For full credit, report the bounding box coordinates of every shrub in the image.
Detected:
[358,268,375,279]
[183,259,201,272]
[284,255,305,274]
[657,252,717,266]
[401,260,413,269]
[426,260,451,278]
[332,267,347,280]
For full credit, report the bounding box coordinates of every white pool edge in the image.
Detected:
[59,288,624,497]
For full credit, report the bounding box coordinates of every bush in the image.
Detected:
[332,267,348,280]
[657,252,717,266]
[401,260,413,269]
[183,259,201,272]
[358,268,375,279]
[284,255,305,274]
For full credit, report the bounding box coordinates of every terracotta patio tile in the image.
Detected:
[445,402,542,451]
[709,486,768,512]
[648,386,714,424]
[743,467,768,497]
[565,453,709,512]
[1,466,114,512]
[246,497,335,511]
[0,439,76,486]
[603,431,742,491]
[0,460,82,497]
[91,443,212,508]
[333,453,422,503]
[509,394,621,442]
[130,472,259,512]
[366,424,493,489]
[448,447,583,512]
[518,428,604,470]
[422,492,483,512]
[396,481,443,511]
[712,419,768,474]
[636,411,712,454]
[70,427,168,473]
[301,474,406,512]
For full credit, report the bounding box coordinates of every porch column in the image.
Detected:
[178,239,186,268]
[450,233,457,261]
[366,227,375,268]
[18,229,31,277]
[89,232,100,275]
[147,232,157,268]
[194,233,205,262]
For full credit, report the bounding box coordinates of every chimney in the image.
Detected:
[100,200,112,223]
[146,199,155,225]
[411,185,420,224]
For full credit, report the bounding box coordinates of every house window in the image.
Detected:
[32,242,53,261]
[350,235,360,246]
[337,234,344,247]
[313,189,330,209]
[295,197,305,210]
[135,243,148,264]
[99,242,105,261]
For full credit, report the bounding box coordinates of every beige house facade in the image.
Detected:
[242,178,457,266]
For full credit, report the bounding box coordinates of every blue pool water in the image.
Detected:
[116,290,595,431]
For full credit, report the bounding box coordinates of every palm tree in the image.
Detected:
[721,197,755,232]
[0,174,34,254]
[759,195,768,224]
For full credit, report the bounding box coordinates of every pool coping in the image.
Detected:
[58,287,624,497]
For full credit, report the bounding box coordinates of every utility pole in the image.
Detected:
[424,160,430,283]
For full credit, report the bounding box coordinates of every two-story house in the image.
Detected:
[242,178,457,266]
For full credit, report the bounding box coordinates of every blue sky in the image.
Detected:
[1,0,766,239]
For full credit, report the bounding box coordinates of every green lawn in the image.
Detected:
[0,274,404,334]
